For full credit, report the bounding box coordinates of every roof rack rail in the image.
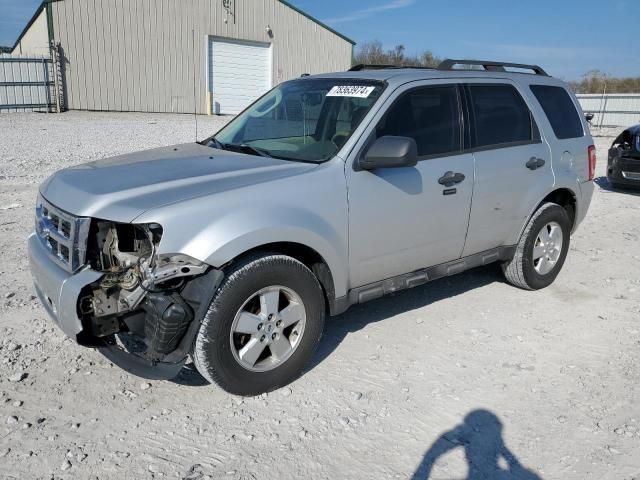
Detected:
[437,59,549,76]
[349,64,435,72]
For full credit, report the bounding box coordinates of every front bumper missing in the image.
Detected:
[29,231,224,380]
[96,269,223,380]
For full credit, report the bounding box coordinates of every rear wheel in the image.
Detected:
[502,203,571,290]
[193,253,325,396]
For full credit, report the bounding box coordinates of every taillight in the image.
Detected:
[588,145,596,181]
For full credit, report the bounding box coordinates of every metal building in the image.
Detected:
[11,0,354,115]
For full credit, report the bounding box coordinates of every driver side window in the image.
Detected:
[376,85,462,158]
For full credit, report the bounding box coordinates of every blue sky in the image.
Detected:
[1,0,638,80]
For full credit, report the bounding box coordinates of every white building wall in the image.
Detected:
[50,0,354,114]
[12,9,50,57]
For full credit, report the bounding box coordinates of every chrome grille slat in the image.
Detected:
[35,195,90,273]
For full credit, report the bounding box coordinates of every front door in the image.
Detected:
[347,83,475,288]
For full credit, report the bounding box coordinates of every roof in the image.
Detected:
[277,1,355,45]
[12,0,356,51]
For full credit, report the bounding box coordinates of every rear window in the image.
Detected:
[530,85,584,140]
[467,84,537,149]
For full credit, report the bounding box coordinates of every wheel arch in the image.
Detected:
[222,241,338,315]
[514,187,578,244]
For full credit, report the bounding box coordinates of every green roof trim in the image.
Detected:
[277,0,356,46]
[11,2,45,52]
[11,0,61,52]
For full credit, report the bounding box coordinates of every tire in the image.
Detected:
[193,253,325,396]
[502,203,571,291]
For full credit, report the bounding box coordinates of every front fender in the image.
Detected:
[134,160,349,298]
[185,207,348,297]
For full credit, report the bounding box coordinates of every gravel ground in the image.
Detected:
[0,112,639,480]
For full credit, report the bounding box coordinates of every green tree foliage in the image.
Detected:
[354,40,441,68]
[569,70,640,94]
[0,46,12,54]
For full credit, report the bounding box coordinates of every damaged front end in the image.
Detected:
[79,221,222,379]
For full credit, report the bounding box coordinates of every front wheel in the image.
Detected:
[193,253,325,396]
[502,203,571,290]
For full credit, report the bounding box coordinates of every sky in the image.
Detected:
[1,0,638,80]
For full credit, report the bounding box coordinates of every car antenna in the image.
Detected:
[192,29,199,143]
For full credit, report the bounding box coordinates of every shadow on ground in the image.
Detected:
[172,264,504,387]
[412,409,542,480]
[308,264,503,371]
[594,176,640,196]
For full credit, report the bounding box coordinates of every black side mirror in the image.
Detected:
[358,136,418,171]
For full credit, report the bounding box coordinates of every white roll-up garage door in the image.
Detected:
[208,38,272,115]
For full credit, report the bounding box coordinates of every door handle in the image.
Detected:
[438,171,466,187]
[526,157,546,170]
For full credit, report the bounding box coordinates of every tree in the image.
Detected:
[569,70,640,94]
[353,40,441,68]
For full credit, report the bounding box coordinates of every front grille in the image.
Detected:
[35,195,91,273]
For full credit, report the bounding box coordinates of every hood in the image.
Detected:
[40,143,317,222]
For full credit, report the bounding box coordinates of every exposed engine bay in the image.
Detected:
[79,221,210,360]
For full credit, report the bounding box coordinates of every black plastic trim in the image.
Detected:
[96,269,224,381]
[329,246,516,316]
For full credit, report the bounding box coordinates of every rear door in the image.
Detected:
[462,81,554,256]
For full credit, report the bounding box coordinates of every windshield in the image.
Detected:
[210,78,386,162]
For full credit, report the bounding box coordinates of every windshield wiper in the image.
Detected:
[233,144,274,159]
[206,138,273,159]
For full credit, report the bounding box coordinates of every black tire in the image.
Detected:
[193,253,325,396]
[502,203,571,290]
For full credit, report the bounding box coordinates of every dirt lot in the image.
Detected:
[0,112,639,480]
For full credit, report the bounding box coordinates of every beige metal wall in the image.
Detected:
[12,9,50,56]
[51,0,353,114]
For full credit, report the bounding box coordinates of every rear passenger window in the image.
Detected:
[467,84,537,149]
[376,85,461,157]
[530,85,584,139]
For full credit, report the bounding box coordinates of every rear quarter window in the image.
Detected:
[530,85,584,140]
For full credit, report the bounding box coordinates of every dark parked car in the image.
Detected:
[608,124,640,188]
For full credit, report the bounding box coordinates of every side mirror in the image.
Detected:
[358,136,418,171]
[585,113,595,123]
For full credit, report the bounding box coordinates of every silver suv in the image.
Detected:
[29,60,595,395]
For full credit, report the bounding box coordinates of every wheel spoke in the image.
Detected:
[260,290,280,316]
[238,337,266,367]
[536,256,549,274]
[279,302,304,328]
[270,335,293,360]
[234,311,262,335]
[549,226,562,244]
[539,227,551,244]
[533,244,545,260]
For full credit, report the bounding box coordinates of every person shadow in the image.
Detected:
[412,410,542,480]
